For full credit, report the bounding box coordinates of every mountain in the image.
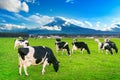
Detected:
[39,17,117,34]
[110,24,120,33]
[0,16,120,35]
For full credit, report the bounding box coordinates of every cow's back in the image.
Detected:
[33,46,47,64]
[57,42,66,49]
[74,42,86,48]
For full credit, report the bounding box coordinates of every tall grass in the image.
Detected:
[0,37,120,80]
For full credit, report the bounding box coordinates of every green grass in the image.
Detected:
[0,37,120,80]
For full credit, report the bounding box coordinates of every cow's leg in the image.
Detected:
[18,56,23,75]
[56,50,58,54]
[56,45,59,54]
[106,50,109,54]
[62,49,65,54]
[81,48,85,54]
[72,47,74,54]
[19,60,22,75]
[23,63,29,76]
[42,58,48,75]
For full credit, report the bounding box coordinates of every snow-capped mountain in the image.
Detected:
[38,17,116,34]
[0,16,120,34]
[110,24,120,32]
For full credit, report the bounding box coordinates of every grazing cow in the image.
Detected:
[102,42,113,55]
[72,39,90,54]
[95,38,114,55]
[55,38,71,56]
[95,38,104,53]
[14,39,59,76]
[104,38,118,53]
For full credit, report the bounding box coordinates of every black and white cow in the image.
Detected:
[95,38,117,55]
[95,38,104,53]
[104,38,118,54]
[72,39,90,54]
[14,39,59,76]
[102,42,113,55]
[55,38,71,56]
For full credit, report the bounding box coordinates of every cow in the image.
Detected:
[104,38,118,53]
[72,39,90,54]
[55,38,71,56]
[95,38,115,55]
[95,38,104,53]
[14,39,59,76]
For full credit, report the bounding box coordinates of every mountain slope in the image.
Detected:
[42,17,104,34]
[0,17,120,34]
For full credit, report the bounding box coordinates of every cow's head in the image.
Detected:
[56,38,61,42]
[104,38,110,42]
[14,39,29,49]
[73,38,77,42]
[53,61,60,72]
[21,40,29,47]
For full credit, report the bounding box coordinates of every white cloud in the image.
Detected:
[58,16,85,27]
[0,24,26,30]
[70,19,85,27]
[100,19,120,31]
[14,13,29,21]
[1,14,17,20]
[66,0,74,4]
[4,13,54,27]
[21,2,29,12]
[40,26,61,31]
[28,15,54,25]
[85,21,93,28]
[25,0,36,3]
[96,21,101,27]
[0,0,29,12]
[1,20,6,23]
[102,24,112,31]
[62,21,71,26]
[25,0,40,5]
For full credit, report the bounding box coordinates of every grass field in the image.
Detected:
[0,37,120,80]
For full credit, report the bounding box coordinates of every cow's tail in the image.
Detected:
[85,44,90,54]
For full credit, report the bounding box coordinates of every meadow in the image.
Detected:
[0,37,120,80]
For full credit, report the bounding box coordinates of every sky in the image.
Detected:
[0,0,120,31]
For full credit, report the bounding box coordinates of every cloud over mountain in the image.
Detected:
[0,15,120,34]
[0,24,26,30]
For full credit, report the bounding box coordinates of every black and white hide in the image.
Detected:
[14,39,59,76]
[18,46,59,76]
[55,38,71,56]
[72,42,90,54]
[14,39,29,49]
[95,39,104,53]
[95,38,114,55]
[102,42,113,55]
[104,38,118,54]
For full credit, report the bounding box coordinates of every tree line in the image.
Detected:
[0,32,29,37]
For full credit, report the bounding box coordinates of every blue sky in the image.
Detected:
[0,0,120,31]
